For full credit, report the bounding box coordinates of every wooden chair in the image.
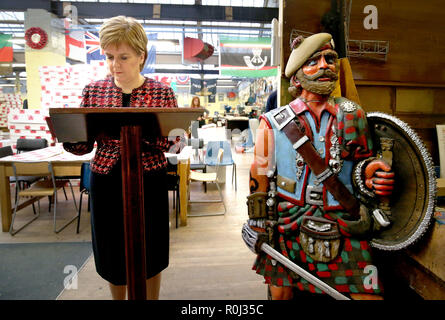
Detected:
[0,146,39,214]
[9,161,78,235]
[205,140,237,191]
[188,137,207,192]
[16,138,77,209]
[188,148,226,216]
[1,145,43,188]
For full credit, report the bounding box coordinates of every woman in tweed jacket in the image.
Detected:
[64,16,177,300]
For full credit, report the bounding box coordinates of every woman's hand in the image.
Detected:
[62,142,93,155]
[364,159,395,196]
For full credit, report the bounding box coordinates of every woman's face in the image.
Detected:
[104,42,144,85]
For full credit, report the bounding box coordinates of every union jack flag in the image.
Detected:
[85,31,105,64]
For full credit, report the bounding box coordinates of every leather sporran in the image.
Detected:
[299,216,341,263]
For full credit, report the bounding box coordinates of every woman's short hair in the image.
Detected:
[99,16,148,71]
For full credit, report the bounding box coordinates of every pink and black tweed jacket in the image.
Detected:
[63,76,178,174]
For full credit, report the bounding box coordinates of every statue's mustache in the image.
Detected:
[303,69,338,81]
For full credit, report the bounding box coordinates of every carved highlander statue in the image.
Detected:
[242,33,436,300]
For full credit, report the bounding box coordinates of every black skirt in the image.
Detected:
[89,163,169,285]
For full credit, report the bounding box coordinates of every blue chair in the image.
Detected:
[204,141,237,191]
[76,162,91,233]
[166,157,180,228]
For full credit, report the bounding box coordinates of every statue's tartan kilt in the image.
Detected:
[253,202,383,295]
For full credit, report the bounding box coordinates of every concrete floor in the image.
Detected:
[0,149,267,300]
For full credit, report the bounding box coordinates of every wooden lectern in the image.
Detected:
[49,107,204,300]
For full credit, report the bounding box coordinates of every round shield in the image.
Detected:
[366,112,436,251]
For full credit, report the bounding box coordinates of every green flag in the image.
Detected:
[219,36,277,78]
[0,33,13,62]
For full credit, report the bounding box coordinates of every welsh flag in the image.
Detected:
[219,36,277,78]
[0,33,13,62]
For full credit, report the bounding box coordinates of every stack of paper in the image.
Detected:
[39,62,108,109]
[0,92,22,128]
[8,109,55,152]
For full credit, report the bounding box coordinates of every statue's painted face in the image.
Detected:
[296,44,339,95]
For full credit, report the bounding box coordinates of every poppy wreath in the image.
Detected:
[25,27,48,50]
[227,91,236,99]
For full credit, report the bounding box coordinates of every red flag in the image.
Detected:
[0,33,13,62]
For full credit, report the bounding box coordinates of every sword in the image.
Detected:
[260,243,350,300]
[242,223,350,300]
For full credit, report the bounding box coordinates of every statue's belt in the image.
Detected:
[270,105,360,219]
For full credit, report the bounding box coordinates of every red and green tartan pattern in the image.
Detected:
[335,98,374,161]
[253,202,383,295]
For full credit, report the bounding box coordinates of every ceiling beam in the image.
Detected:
[1,1,277,24]
[0,0,50,11]
[154,68,219,75]
[156,53,218,65]
[56,2,277,24]
[10,50,220,67]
